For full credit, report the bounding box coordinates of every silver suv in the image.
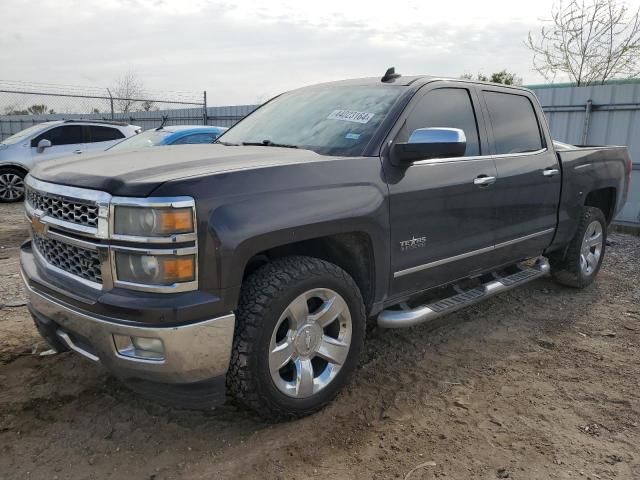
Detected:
[0,120,140,202]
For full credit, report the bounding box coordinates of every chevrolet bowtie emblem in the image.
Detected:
[30,214,47,235]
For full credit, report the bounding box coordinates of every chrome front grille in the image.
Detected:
[32,230,103,285]
[26,187,99,228]
[24,176,197,293]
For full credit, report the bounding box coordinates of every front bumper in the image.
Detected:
[23,270,236,385]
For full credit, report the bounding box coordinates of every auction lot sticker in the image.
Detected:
[327,110,375,124]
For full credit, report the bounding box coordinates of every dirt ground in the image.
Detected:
[0,201,639,480]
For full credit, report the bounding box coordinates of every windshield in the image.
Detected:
[107,130,170,151]
[218,85,404,156]
[1,124,53,145]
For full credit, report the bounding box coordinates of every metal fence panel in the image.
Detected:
[530,83,640,226]
[206,105,257,128]
[0,104,258,140]
[0,83,258,140]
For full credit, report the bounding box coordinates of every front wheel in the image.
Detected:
[0,167,26,203]
[226,256,366,419]
[550,206,607,288]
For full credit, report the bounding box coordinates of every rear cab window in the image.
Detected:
[482,91,544,154]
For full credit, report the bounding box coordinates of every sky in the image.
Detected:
[1,0,638,105]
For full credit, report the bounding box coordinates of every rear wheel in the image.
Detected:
[0,167,26,203]
[550,206,607,288]
[227,256,366,419]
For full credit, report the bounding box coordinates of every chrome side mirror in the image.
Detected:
[392,127,467,164]
[37,138,52,153]
[408,127,466,145]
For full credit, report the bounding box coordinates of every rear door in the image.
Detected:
[480,88,561,265]
[387,84,499,297]
[30,125,85,163]
[85,125,126,151]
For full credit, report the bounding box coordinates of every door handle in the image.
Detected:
[543,168,559,177]
[73,149,83,154]
[474,175,496,186]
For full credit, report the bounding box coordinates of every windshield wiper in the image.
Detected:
[216,140,240,146]
[242,140,298,149]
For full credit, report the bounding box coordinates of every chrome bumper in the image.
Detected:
[24,275,235,384]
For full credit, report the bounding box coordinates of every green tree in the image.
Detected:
[3,104,28,115]
[27,104,54,115]
[460,70,522,85]
[140,100,157,112]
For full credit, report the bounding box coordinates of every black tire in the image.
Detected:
[226,256,366,419]
[0,167,26,203]
[550,206,607,288]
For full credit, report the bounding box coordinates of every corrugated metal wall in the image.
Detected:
[530,84,640,226]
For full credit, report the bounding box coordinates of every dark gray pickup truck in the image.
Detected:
[20,70,632,418]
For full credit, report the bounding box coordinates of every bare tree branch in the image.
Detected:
[526,0,640,86]
[112,71,144,113]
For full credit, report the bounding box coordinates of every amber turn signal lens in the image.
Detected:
[162,256,196,283]
[158,209,193,234]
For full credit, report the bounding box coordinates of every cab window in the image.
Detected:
[483,91,544,154]
[87,125,124,143]
[172,133,217,145]
[400,88,481,157]
[31,126,84,147]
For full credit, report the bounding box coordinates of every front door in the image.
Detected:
[387,85,499,298]
[480,88,561,265]
[30,125,86,164]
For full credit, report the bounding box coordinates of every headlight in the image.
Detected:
[114,206,194,237]
[115,252,196,286]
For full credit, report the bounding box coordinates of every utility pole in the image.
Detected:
[203,90,208,125]
[107,88,115,120]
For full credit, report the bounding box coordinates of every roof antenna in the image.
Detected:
[156,115,168,131]
[381,67,401,83]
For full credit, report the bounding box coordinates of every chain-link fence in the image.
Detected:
[0,80,257,140]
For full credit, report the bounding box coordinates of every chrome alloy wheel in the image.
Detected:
[0,172,25,201]
[268,288,352,398]
[580,220,603,276]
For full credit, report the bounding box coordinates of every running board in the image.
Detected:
[377,258,550,329]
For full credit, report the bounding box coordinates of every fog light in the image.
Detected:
[132,336,164,353]
[113,334,165,361]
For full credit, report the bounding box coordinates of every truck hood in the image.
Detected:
[29,144,325,196]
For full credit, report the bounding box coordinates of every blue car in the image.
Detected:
[107,125,227,152]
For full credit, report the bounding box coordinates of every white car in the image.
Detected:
[0,120,141,202]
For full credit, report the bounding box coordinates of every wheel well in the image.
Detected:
[584,187,616,224]
[0,164,28,176]
[242,232,376,313]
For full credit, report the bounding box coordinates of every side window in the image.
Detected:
[31,126,84,147]
[172,133,216,145]
[402,88,481,157]
[483,92,543,154]
[88,126,125,143]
